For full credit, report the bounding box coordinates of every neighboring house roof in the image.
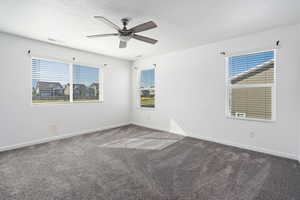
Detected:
[90,83,99,89]
[73,84,87,89]
[230,59,274,84]
[36,81,63,89]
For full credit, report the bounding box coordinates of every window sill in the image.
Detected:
[31,100,103,106]
[226,116,275,123]
[137,106,155,111]
[72,100,103,104]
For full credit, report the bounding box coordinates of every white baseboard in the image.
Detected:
[0,122,130,153]
[193,134,298,161]
[2,121,298,162]
[131,122,168,132]
[131,122,298,161]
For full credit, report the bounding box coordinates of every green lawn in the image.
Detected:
[32,99,68,103]
[33,99,99,103]
[141,97,155,108]
[73,99,99,102]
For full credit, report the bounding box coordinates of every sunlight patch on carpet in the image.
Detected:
[99,138,182,150]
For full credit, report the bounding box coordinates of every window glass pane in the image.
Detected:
[140,69,155,89]
[73,64,99,101]
[140,69,155,108]
[140,89,155,108]
[229,51,274,85]
[32,58,70,103]
[230,87,272,120]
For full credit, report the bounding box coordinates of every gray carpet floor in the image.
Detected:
[0,125,299,200]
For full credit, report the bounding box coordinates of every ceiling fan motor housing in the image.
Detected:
[119,18,133,42]
[121,18,131,29]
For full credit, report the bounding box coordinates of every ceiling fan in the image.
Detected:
[87,16,158,48]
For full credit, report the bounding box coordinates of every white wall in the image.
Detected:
[132,24,300,160]
[298,131,300,162]
[298,123,300,162]
[0,32,131,149]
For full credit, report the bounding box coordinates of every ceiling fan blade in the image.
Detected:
[94,16,121,31]
[119,41,127,48]
[132,34,158,44]
[129,21,157,33]
[86,33,118,38]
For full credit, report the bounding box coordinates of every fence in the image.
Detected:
[32,96,69,101]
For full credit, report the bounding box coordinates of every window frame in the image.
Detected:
[31,56,103,105]
[225,49,277,122]
[137,67,156,110]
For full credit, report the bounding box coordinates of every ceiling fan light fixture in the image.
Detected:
[119,35,131,42]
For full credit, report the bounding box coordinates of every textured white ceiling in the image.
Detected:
[0,0,300,60]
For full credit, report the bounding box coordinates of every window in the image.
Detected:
[32,58,70,103]
[32,58,101,104]
[139,69,155,108]
[226,50,275,121]
[73,64,100,102]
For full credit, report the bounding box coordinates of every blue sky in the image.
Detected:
[32,59,69,88]
[229,51,274,77]
[140,69,155,88]
[32,59,99,88]
[73,64,99,86]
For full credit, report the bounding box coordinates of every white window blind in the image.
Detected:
[32,58,70,103]
[227,50,275,121]
[139,69,155,108]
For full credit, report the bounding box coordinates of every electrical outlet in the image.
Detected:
[249,132,255,138]
[49,124,58,136]
[147,113,151,120]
